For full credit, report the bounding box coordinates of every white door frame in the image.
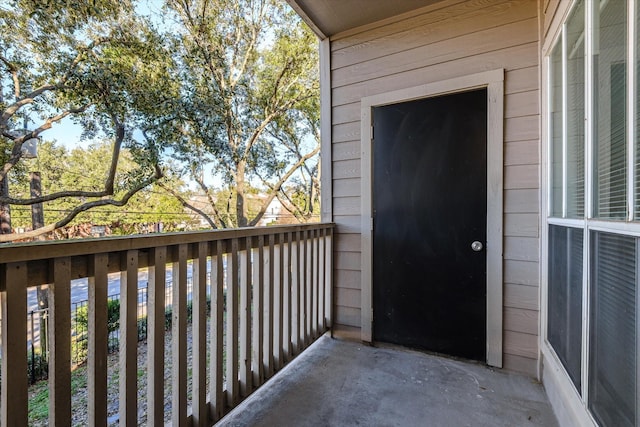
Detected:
[359,69,505,367]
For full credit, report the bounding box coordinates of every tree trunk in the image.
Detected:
[0,176,11,234]
[30,171,45,239]
[236,161,248,227]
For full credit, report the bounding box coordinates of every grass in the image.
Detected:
[28,366,88,425]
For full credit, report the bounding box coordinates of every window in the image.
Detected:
[547,1,640,426]
[548,225,583,391]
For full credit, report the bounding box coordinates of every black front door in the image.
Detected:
[372,89,487,361]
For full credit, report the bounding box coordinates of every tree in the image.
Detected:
[164,0,320,228]
[0,0,179,242]
[9,140,192,237]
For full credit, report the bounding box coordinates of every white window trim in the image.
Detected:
[542,1,640,426]
[359,69,504,368]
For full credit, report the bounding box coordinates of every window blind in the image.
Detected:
[589,231,636,427]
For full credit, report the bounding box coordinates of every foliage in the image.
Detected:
[0,0,180,241]
[1,0,321,240]
[163,0,320,228]
[75,298,121,335]
[8,140,191,234]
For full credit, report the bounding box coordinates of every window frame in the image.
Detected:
[542,1,640,426]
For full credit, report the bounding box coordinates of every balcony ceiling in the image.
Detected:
[285,0,444,38]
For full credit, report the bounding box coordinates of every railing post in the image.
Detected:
[49,257,72,427]
[1,262,28,427]
[275,233,284,369]
[252,236,264,386]
[172,244,188,426]
[210,240,225,420]
[239,237,252,397]
[284,232,292,361]
[193,241,209,425]
[264,234,274,377]
[88,253,109,427]
[226,238,240,406]
[120,250,138,426]
[147,246,166,427]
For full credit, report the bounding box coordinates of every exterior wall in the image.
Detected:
[329,0,541,376]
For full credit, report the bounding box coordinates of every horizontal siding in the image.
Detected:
[335,305,361,328]
[503,353,538,377]
[335,269,361,290]
[504,307,539,335]
[334,215,361,234]
[330,0,541,376]
[331,0,536,58]
[504,330,538,359]
[335,233,361,253]
[505,189,539,213]
[504,236,540,262]
[505,139,539,166]
[504,260,540,287]
[332,42,538,107]
[333,178,360,198]
[505,213,539,238]
[334,251,360,271]
[504,283,539,310]
[332,17,538,88]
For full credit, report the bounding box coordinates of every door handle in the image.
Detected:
[471,241,483,252]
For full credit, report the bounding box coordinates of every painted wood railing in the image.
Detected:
[0,223,334,426]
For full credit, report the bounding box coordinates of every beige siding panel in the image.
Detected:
[504,236,539,262]
[505,213,539,238]
[504,260,540,287]
[334,215,361,234]
[504,189,539,213]
[332,43,538,106]
[505,140,539,166]
[504,283,539,310]
[333,159,361,179]
[335,233,361,253]
[333,197,360,216]
[505,115,539,142]
[334,178,360,198]
[331,0,537,70]
[335,305,361,327]
[333,18,537,89]
[505,91,539,118]
[503,353,538,377]
[505,164,538,190]
[505,66,539,94]
[334,251,361,271]
[335,269,361,290]
[334,122,361,143]
[333,141,361,161]
[331,0,527,51]
[336,287,361,308]
[333,103,360,125]
[504,330,538,359]
[504,307,539,335]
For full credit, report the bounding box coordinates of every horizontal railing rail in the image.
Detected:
[0,223,334,426]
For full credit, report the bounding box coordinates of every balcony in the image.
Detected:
[0,223,557,426]
[0,224,334,426]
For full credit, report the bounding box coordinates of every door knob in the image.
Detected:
[471,241,483,252]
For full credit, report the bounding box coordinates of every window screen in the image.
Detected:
[548,225,583,392]
[566,0,585,218]
[589,231,636,427]
[593,0,627,219]
[551,42,564,217]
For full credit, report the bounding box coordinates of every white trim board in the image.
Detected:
[359,69,505,368]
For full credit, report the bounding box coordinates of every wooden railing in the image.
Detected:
[0,223,334,426]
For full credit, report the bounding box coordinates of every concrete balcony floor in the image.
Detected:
[220,335,558,427]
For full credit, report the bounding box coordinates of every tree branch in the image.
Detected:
[0,168,163,243]
[157,181,218,229]
[248,143,320,227]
